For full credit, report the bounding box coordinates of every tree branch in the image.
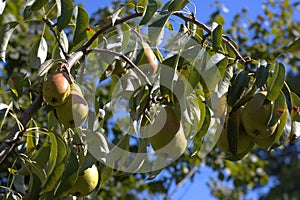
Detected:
[167,165,199,200]
[173,12,246,65]
[81,12,143,51]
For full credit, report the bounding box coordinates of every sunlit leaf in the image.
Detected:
[284,37,300,53]
[140,0,158,25]
[73,6,89,45]
[30,0,48,11]
[212,24,223,52]
[0,22,18,62]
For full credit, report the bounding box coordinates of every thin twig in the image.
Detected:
[173,12,246,65]
[81,12,143,51]
[42,17,69,59]
[167,165,199,200]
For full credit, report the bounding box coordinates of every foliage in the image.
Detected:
[0,0,300,199]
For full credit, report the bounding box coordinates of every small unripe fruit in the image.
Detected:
[43,71,70,106]
[137,42,158,75]
[242,91,278,139]
[70,164,99,196]
[56,84,88,128]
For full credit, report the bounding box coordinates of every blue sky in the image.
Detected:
[74,1,270,200]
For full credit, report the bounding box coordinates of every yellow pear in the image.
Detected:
[70,164,99,196]
[137,42,158,75]
[242,91,278,139]
[56,83,88,128]
[43,71,70,106]
[149,106,187,158]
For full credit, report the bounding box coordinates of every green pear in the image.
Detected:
[242,91,278,139]
[42,71,70,106]
[217,124,254,155]
[137,42,158,75]
[56,83,88,128]
[70,164,99,196]
[149,106,187,158]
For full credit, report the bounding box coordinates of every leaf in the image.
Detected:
[29,37,48,69]
[23,174,42,200]
[45,132,58,179]
[168,0,188,12]
[212,24,223,52]
[73,6,89,45]
[40,135,68,194]
[267,62,285,102]
[289,92,300,142]
[57,0,73,32]
[268,91,286,128]
[54,150,79,198]
[85,129,109,164]
[148,13,171,46]
[0,102,12,136]
[120,23,131,51]
[0,0,6,14]
[255,64,269,88]
[30,0,48,11]
[0,22,18,62]
[140,0,158,25]
[111,6,123,26]
[284,37,300,53]
[227,70,250,107]
[37,59,55,77]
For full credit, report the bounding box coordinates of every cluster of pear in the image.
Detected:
[217,91,284,158]
[42,71,89,128]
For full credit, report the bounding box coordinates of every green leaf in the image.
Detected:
[267,62,285,102]
[45,132,58,179]
[120,23,131,51]
[57,0,73,32]
[212,24,223,52]
[54,150,80,198]
[148,13,171,46]
[40,136,68,194]
[255,64,269,88]
[168,0,188,12]
[0,22,18,62]
[268,91,286,128]
[73,6,89,45]
[284,37,300,53]
[140,0,158,25]
[290,92,300,122]
[23,174,42,200]
[30,0,49,11]
[227,70,250,107]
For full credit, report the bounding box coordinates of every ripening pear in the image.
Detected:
[217,124,254,155]
[149,106,187,158]
[42,71,70,106]
[242,91,278,139]
[56,83,88,128]
[70,164,99,196]
[137,42,158,75]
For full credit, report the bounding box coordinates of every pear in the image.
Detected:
[56,83,88,128]
[137,42,158,75]
[217,124,254,155]
[42,71,70,106]
[242,91,278,139]
[70,164,99,196]
[149,106,187,158]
